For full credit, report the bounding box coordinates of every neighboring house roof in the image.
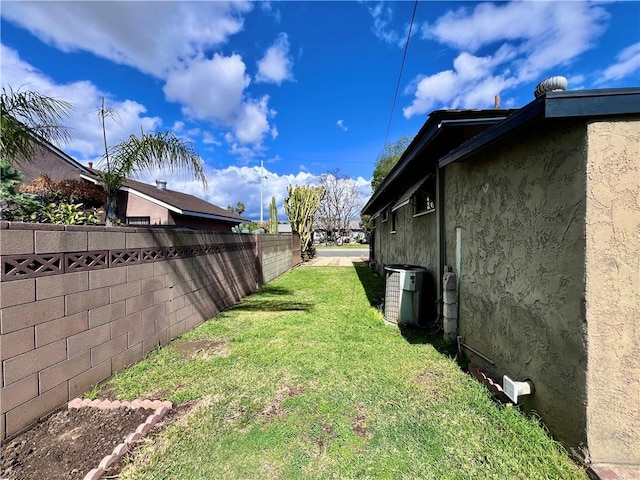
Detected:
[82,173,248,224]
[362,87,640,216]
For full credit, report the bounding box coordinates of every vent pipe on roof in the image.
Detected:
[494,94,501,109]
[156,179,167,190]
[88,162,93,169]
[534,76,568,98]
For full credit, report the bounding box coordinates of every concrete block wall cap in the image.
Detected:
[83,467,105,480]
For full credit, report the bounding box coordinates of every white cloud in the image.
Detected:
[368,2,400,45]
[136,164,318,221]
[1,44,161,160]
[406,1,609,116]
[0,2,252,78]
[336,120,348,132]
[234,96,273,144]
[596,42,640,84]
[256,33,294,85]
[164,54,250,123]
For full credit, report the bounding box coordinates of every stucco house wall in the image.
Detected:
[119,191,171,225]
[584,119,640,464]
[444,119,588,450]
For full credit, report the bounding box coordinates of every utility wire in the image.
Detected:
[382,0,419,154]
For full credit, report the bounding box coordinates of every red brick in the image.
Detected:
[126,292,154,316]
[39,352,91,393]
[127,263,154,282]
[111,312,141,338]
[65,286,109,316]
[0,278,35,308]
[36,272,88,300]
[91,334,127,366]
[128,322,155,348]
[68,360,111,399]
[67,324,110,357]
[88,300,126,328]
[110,281,141,303]
[0,374,38,413]
[88,267,127,289]
[34,230,87,253]
[112,344,143,372]
[3,339,66,385]
[35,312,88,347]
[0,327,34,361]
[0,296,65,334]
[5,382,67,438]
[141,304,165,325]
[142,276,165,294]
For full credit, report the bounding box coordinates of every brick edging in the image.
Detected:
[66,398,173,480]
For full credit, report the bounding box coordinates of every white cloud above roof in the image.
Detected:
[596,42,640,85]
[405,1,609,117]
[256,33,294,85]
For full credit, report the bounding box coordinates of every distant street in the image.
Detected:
[316,247,369,258]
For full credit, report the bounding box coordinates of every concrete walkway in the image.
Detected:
[302,256,369,267]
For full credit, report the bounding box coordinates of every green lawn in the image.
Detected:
[105,265,586,480]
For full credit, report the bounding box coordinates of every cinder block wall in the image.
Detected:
[260,234,295,284]
[0,223,291,442]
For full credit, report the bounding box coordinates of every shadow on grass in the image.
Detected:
[256,284,296,296]
[353,263,468,370]
[231,300,313,313]
[353,262,385,307]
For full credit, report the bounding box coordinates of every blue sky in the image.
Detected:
[1,1,639,220]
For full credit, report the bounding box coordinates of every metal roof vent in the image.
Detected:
[534,76,568,98]
[156,179,167,190]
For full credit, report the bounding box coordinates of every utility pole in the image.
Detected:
[260,157,264,223]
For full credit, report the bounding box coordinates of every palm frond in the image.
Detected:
[0,86,73,160]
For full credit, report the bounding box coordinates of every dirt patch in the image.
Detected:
[352,406,372,439]
[0,401,196,480]
[261,384,305,417]
[172,338,229,359]
[1,407,150,480]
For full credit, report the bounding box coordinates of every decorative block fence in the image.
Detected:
[0,222,300,442]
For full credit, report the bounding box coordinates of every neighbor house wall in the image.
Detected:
[0,224,293,442]
[120,191,171,225]
[444,120,588,450]
[9,144,86,185]
[584,119,640,464]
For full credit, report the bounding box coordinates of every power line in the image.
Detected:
[382,0,419,155]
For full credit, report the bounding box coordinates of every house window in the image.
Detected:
[381,209,389,223]
[391,210,397,233]
[126,216,150,225]
[414,175,436,216]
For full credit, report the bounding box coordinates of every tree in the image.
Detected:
[371,135,412,192]
[98,130,207,226]
[284,184,324,260]
[316,169,363,245]
[0,86,73,161]
[236,201,245,215]
[269,196,278,234]
[227,204,234,212]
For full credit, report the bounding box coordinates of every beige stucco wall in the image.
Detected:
[444,120,588,451]
[584,119,640,464]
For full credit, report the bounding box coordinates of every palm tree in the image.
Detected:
[0,86,73,160]
[236,201,245,215]
[97,131,208,226]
